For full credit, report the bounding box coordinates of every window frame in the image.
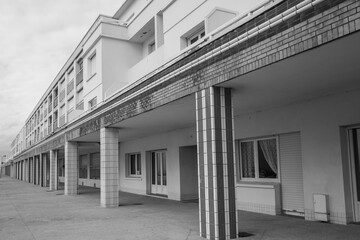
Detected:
[126,152,142,178]
[239,136,280,182]
[187,27,205,46]
[88,97,97,110]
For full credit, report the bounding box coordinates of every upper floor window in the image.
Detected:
[88,97,97,110]
[148,41,156,54]
[88,52,96,77]
[187,27,205,46]
[239,137,279,181]
[68,68,75,82]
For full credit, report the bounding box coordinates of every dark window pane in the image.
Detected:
[157,154,161,185]
[152,153,155,184]
[136,154,141,174]
[130,155,136,175]
[258,139,277,178]
[162,152,166,186]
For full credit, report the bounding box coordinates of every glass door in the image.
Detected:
[151,151,167,196]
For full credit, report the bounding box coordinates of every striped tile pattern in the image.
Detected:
[65,141,78,195]
[49,150,58,191]
[196,87,237,240]
[100,127,119,207]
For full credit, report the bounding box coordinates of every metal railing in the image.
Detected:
[53,96,58,108]
[76,69,83,85]
[67,80,74,95]
[59,89,66,102]
[76,100,84,110]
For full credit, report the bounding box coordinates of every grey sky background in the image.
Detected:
[0,0,125,157]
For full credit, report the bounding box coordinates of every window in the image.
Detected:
[88,52,96,77]
[88,97,97,110]
[126,153,141,177]
[239,137,279,181]
[90,152,100,179]
[148,41,155,54]
[187,27,205,46]
[79,154,88,179]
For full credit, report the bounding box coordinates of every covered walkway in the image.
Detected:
[1,176,360,240]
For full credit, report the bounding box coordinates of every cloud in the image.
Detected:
[0,0,124,156]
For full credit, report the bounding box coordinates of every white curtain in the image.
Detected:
[259,139,278,174]
[241,142,255,177]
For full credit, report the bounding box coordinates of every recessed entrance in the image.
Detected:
[349,128,360,222]
[150,150,168,196]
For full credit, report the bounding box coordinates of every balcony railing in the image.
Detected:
[59,115,66,127]
[76,69,83,85]
[67,80,74,95]
[53,120,58,132]
[48,103,52,113]
[59,89,66,102]
[53,96,58,108]
[76,100,84,110]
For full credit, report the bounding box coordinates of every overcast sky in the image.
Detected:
[0,0,125,157]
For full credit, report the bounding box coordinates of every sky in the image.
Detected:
[0,0,125,157]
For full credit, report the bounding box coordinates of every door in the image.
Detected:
[350,128,360,222]
[151,151,167,196]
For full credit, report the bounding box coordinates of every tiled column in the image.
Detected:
[34,156,38,185]
[196,87,237,240]
[65,141,78,195]
[22,161,25,181]
[100,127,119,208]
[49,150,58,191]
[25,159,28,182]
[39,154,43,187]
[42,154,47,187]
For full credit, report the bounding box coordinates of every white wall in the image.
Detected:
[234,89,360,223]
[101,37,142,99]
[163,0,265,59]
[119,127,197,200]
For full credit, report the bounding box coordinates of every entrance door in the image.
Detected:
[350,128,360,222]
[151,151,167,196]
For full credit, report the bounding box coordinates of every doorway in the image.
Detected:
[349,128,360,222]
[150,150,167,196]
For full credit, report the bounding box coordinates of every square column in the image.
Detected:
[25,159,28,182]
[30,158,34,183]
[49,150,58,191]
[100,127,119,208]
[39,154,43,187]
[34,157,37,185]
[65,141,78,195]
[196,87,237,240]
[42,154,47,187]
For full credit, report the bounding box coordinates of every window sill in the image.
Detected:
[86,72,97,82]
[237,181,280,189]
[125,176,142,181]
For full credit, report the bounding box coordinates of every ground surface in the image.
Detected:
[1,176,360,240]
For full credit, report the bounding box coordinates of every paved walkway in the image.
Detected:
[1,177,360,240]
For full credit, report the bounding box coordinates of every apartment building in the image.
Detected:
[4,0,360,239]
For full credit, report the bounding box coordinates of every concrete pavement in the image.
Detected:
[1,176,360,239]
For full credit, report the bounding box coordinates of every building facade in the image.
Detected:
[4,0,360,239]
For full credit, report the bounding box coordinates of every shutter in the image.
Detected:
[279,132,305,215]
